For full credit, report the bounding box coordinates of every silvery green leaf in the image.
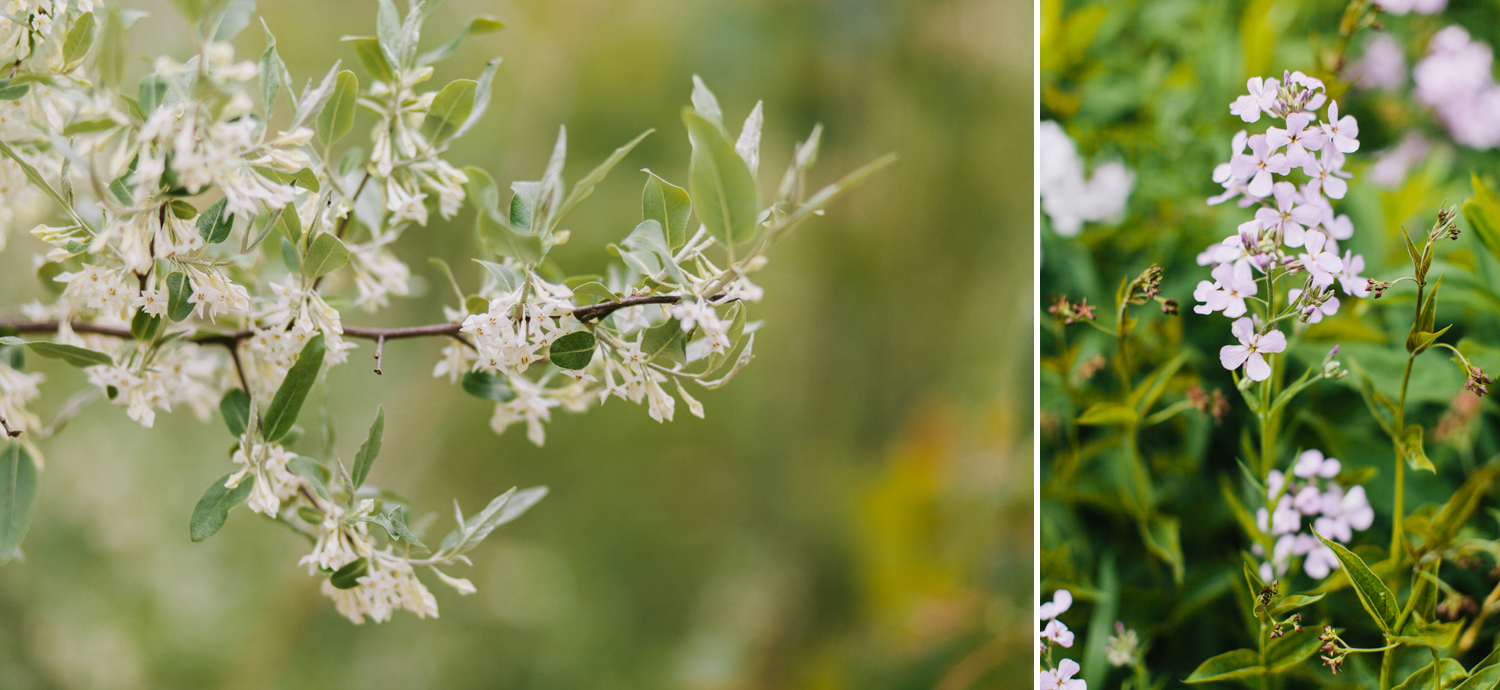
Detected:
[344,36,396,83]
[461,371,516,402]
[197,197,234,244]
[315,70,359,147]
[288,62,342,132]
[0,445,39,561]
[329,557,368,588]
[622,219,686,285]
[509,180,539,233]
[387,506,425,548]
[288,456,331,501]
[548,331,596,370]
[684,109,759,247]
[350,406,383,490]
[219,388,250,438]
[189,471,253,542]
[556,129,653,222]
[535,126,568,234]
[776,153,896,236]
[734,100,763,176]
[420,79,477,144]
[211,0,256,42]
[459,486,547,552]
[259,21,288,119]
[642,170,692,252]
[26,341,111,368]
[465,167,545,263]
[490,486,547,529]
[261,334,326,443]
[376,0,403,67]
[690,74,723,130]
[301,232,350,278]
[641,318,687,366]
[62,12,97,68]
[454,58,501,139]
[474,259,521,293]
[418,16,503,66]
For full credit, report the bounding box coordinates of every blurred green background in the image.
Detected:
[0,0,1031,688]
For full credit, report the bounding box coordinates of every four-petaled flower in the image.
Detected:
[1220,317,1286,382]
[1231,76,1281,123]
[1038,659,1087,690]
[1255,182,1323,247]
[1321,101,1360,153]
[1231,134,1291,197]
[1194,260,1259,318]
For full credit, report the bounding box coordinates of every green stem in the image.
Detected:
[1381,645,1397,690]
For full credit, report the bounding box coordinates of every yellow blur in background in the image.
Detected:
[0,0,1031,687]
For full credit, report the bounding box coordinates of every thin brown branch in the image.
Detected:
[570,293,731,323]
[0,416,18,437]
[373,335,385,375]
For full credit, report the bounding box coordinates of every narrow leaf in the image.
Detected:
[189,472,253,542]
[351,406,383,490]
[261,334,326,443]
[0,445,39,560]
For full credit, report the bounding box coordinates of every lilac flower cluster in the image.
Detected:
[1039,121,1135,237]
[1414,26,1500,149]
[1253,450,1375,582]
[1196,72,1368,382]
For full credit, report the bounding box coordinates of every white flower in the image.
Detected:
[1293,449,1341,479]
[1230,76,1280,123]
[1194,260,1258,318]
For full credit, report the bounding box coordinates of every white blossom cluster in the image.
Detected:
[1196,71,1368,381]
[0,0,886,621]
[1038,589,1086,690]
[1038,121,1134,237]
[1253,450,1375,582]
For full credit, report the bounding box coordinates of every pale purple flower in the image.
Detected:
[1231,134,1290,197]
[1197,235,1247,266]
[1299,231,1344,287]
[1339,251,1369,297]
[1368,132,1429,189]
[1213,130,1250,184]
[1315,484,1375,543]
[1266,112,1327,168]
[1325,213,1354,241]
[1321,101,1360,153]
[1221,317,1286,381]
[1381,0,1448,15]
[1039,659,1087,690]
[1040,589,1073,620]
[1304,148,1351,200]
[1194,260,1258,318]
[1231,77,1280,123]
[1303,543,1341,579]
[1293,485,1324,515]
[1042,619,1076,648]
[1294,449,1342,479]
[1255,182,1322,247]
[1352,34,1407,91]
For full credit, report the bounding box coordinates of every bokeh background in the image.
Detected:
[0,0,1031,688]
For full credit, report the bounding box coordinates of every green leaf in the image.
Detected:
[62,117,117,136]
[461,371,516,402]
[166,271,194,322]
[421,79,477,144]
[130,307,163,342]
[474,259,521,293]
[288,167,320,193]
[211,0,256,42]
[1456,644,1500,690]
[316,70,358,146]
[1076,401,1137,426]
[1316,530,1400,632]
[418,16,504,66]
[1466,174,1500,264]
[0,82,28,100]
[642,170,692,252]
[268,204,302,246]
[261,334,326,443]
[1269,593,1324,617]
[386,506,425,548]
[197,197,234,244]
[189,472,253,542]
[510,181,539,232]
[1401,557,1443,633]
[1141,513,1184,585]
[621,219,686,285]
[287,456,330,501]
[345,36,396,83]
[1394,659,1468,690]
[455,58,501,139]
[465,167,544,263]
[281,237,300,271]
[0,445,39,561]
[1390,620,1463,650]
[329,557,368,589]
[62,12,97,67]
[259,22,285,120]
[301,232,350,278]
[549,331,596,370]
[641,319,688,366]
[556,129,653,221]
[570,281,616,306]
[219,388,250,438]
[1402,424,1435,473]
[683,108,760,247]
[0,140,77,222]
[26,341,113,368]
[139,73,170,114]
[351,406,383,490]
[1183,649,1262,684]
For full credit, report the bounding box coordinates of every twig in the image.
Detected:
[374,335,385,375]
[0,416,18,437]
[571,293,730,323]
